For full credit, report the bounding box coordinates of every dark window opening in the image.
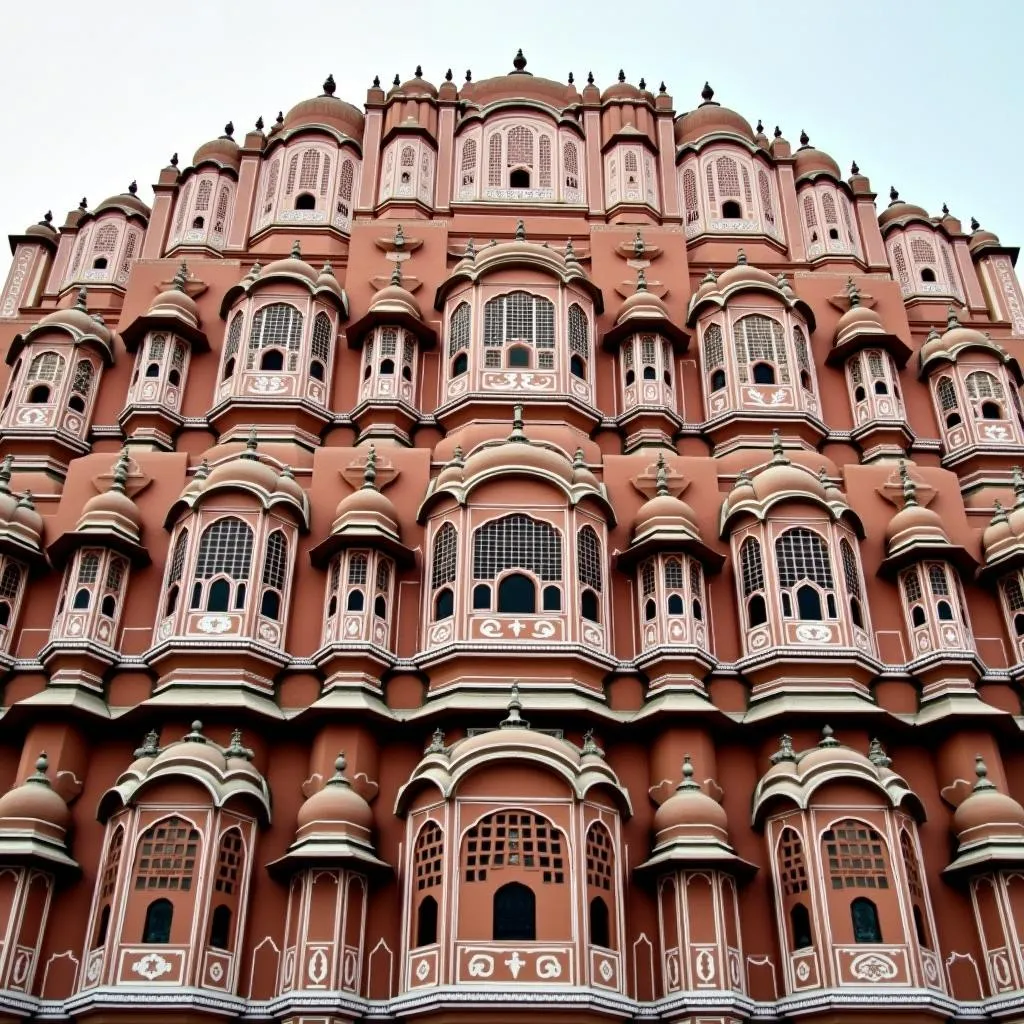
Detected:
[828,227,839,240]
[380,358,395,375]
[497,573,536,614]
[142,898,173,944]
[692,598,703,620]
[493,881,536,941]
[920,268,936,283]
[710,369,726,392]
[96,904,111,947]
[223,357,236,381]
[625,369,636,386]
[796,584,823,621]
[581,588,599,622]
[473,583,491,610]
[374,594,387,618]
[790,903,812,950]
[260,349,284,371]
[168,369,181,386]
[209,904,232,950]
[192,216,205,230]
[911,605,926,627]
[509,169,531,189]
[402,364,413,381]
[235,583,246,610]
[93,257,108,270]
[68,394,86,413]
[347,589,365,612]
[913,905,928,947]
[946,412,962,427]
[452,353,468,377]
[416,895,438,947]
[191,581,202,609]
[28,384,50,404]
[73,588,91,610]
[435,587,454,619]
[800,370,812,390]
[328,594,337,617]
[721,200,742,218]
[982,401,1002,420]
[311,361,325,381]
[850,597,864,629]
[781,591,792,617]
[570,354,586,379]
[260,589,280,619]
[854,385,866,402]
[589,896,610,948]
[667,594,684,616]
[542,585,561,611]
[752,362,776,385]
[937,599,954,621]
[0,602,11,627]
[851,897,882,943]
[295,193,316,210]
[165,585,179,616]
[643,365,657,380]
[146,363,161,378]
[748,594,767,627]
[644,598,656,621]
[100,594,116,617]
[1015,612,1024,636]
[207,578,230,612]
[508,346,530,368]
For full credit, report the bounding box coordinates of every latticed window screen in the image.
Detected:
[867,351,885,379]
[586,825,613,891]
[1004,575,1024,611]
[928,563,950,597]
[936,376,959,411]
[448,302,471,358]
[776,528,834,588]
[431,523,457,588]
[823,821,889,890]
[195,180,213,212]
[28,352,65,384]
[965,370,1004,401]
[0,563,21,599]
[78,552,100,585]
[900,830,923,901]
[464,811,564,884]
[149,334,167,362]
[903,568,923,604]
[892,242,910,287]
[376,558,391,592]
[703,324,724,370]
[348,553,368,586]
[225,313,244,362]
[822,191,838,224]
[134,817,200,891]
[196,518,253,580]
[803,194,818,229]
[214,186,230,232]
[740,537,765,596]
[664,557,684,590]
[780,829,808,895]
[689,559,703,598]
[482,292,555,369]
[941,245,961,298]
[538,137,552,187]
[909,235,936,265]
[93,224,119,256]
[214,830,244,895]
[568,304,589,360]
[840,539,862,599]
[759,170,775,224]
[336,160,355,217]
[849,357,864,387]
[101,826,124,899]
[733,315,789,384]
[563,141,579,188]
[576,526,602,591]
[72,360,94,396]
[105,556,126,592]
[168,529,189,585]
[793,327,811,377]
[705,162,716,205]
[262,159,280,214]
[261,531,288,590]
[715,155,741,198]
[507,126,533,169]
[311,313,332,364]
[461,139,477,182]
[641,560,656,597]
[473,514,562,581]
[246,303,303,370]
[414,822,444,891]
[488,135,502,187]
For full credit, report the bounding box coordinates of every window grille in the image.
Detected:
[903,568,922,603]
[329,558,341,593]
[72,360,94,397]
[586,824,613,891]
[246,303,303,371]
[348,553,368,586]
[262,530,288,590]
[576,526,602,591]
[641,559,656,596]
[336,160,355,218]
[900,830,923,901]
[689,559,703,597]
[822,191,838,224]
[311,313,332,364]
[431,523,457,587]
[149,334,167,362]
[464,811,564,884]
[539,136,552,187]
[705,162,716,205]
[507,126,533,168]
[1004,576,1024,611]
[936,376,958,411]
[849,357,864,386]
[120,231,139,280]
[174,182,193,234]
[759,169,775,224]
[487,135,502,187]
[966,370,1004,400]
[840,539,862,598]
[376,558,391,591]
[867,351,884,379]
[928,563,949,596]
[776,528,834,588]
[733,315,789,384]
[482,292,555,368]
[134,816,200,891]
[909,235,936,264]
[715,155,740,198]
[823,821,889,890]
[741,166,753,211]
[841,195,857,244]
[225,312,243,362]
[214,186,230,232]
[940,244,961,298]
[892,242,910,287]
[740,537,764,596]
[448,302,471,358]
[780,829,808,895]
[168,529,189,585]
[105,556,126,591]
[195,180,213,212]
[380,328,398,357]
[93,224,119,255]
[78,552,100,585]
[195,518,253,580]
[473,514,561,581]
[703,323,724,370]
[461,139,477,185]
[100,826,124,899]
[28,352,65,384]
[563,141,579,189]
[263,159,280,214]
[683,168,700,223]
[214,829,244,895]
[664,557,683,590]
[803,194,818,228]
[793,326,812,377]
[414,822,444,891]
[0,563,20,599]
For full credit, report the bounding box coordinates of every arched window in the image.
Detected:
[703,323,725,392]
[568,303,589,379]
[416,894,438,947]
[142,898,174,944]
[311,312,332,382]
[135,816,200,899]
[935,375,961,428]
[68,359,94,412]
[431,522,458,619]
[775,527,836,621]
[1003,576,1024,636]
[851,897,882,943]
[493,881,536,941]
[733,315,788,386]
[245,303,303,372]
[793,326,814,393]
[193,517,253,611]
[823,821,888,898]
[900,829,929,947]
[779,827,812,948]
[482,292,555,370]
[790,904,812,949]
[335,159,356,226]
[260,530,288,619]
[577,526,602,622]
[473,515,562,613]
[26,352,65,404]
[589,897,610,948]
[682,167,700,224]
[563,141,580,193]
[965,370,1005,420]
[209,905,232,949]
[740,536,767,627]
[840,538,865,629]
[460,138,477,193]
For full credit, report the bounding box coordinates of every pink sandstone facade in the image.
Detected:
[0,51,1023,1024]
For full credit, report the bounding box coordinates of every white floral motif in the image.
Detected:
[535,954,562,979]
[132,952,174,981]
[695,948,716,982]
[249,376,288,395]
[795,623,833,644]
[849,952,898,982]
[307,947,329,984]
[415,958,430,981]
[467,954,494,978]
[197,615,233,634]
[504,951,525,978]
[598,958,614,981]
[795,960,810,981]
[208,961,223,982]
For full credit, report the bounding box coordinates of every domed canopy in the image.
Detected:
[619,454,723,571]
[947,756,1024,876]
[8,288,116,367]
[0,458,45,565]
[675,83,755,147]
[94,182,150,221]
[269,754,388,875]
[392,65,438,99]
[434,225,602,313]
[8,211,59,255]
[121,262,209,353]
[878,462,973,577]
[347,264,437,348]
[191,124,241,171]
[967,219,1018,261]
[918,308,1023,383]
[458,50,577,112]
[99,721,271,824]
[165,432,310,530]
[48,450,149,568]
[602,269,688,352]
[219,242,348,319]
[600,70,648,104]
[395,686,632,817]
[719,433,861,537]
[283,74,365,142]
[637,757,754,875]
[793,136,842,183]
[417,407,615,524]
[980,471,1024,578]
[877,186,931,231]
[0,753,77,873]
[826,279,912,367]
[310,447,413,568]
[752,729,923,827]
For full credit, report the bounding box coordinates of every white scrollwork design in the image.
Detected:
[208,961,224,983]
[535,954,562,979]
[307,947,329,984]
[415,958,430,981]
[467,954,494,978]
[795,623,833,644]
[197,615,233,634]
[848,952,898,982]
[504,951,525,978]
[695,948,716,982]
[132,952,174,981]
[598,958,613,981]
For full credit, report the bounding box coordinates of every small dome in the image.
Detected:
[713,259,781,294]
[24,213,58,242]
[95,184,150,219]
[145,263,200,328]
[10,492,43,543]
[633,458,702,541]
[396,66,438,98]
[367,271,423,322]
[204,443,281,494]
[192,125,241,170]
[275,466,305,506]
[919,309,1008,371]
[616,272,671,324]
[675,83,755,146]
[258,241,320,287]
[296,754,374,834]
[33,291,113,346]
[953,757,1024,840]
[601,71,645,103]
[969,221,1002,252]
[982,504,1014,562]
[884,497,949,553]
[0,754,70,833]
[748,440,828,506]
[315,262,346,304]
[878,187,929,229]
[793,140,841,182]
[834,295,886,348]
[653,759,729,838]
[149,722,228,773]
[78,479,143,535]
[283,75,365,140]
[332,449,400,533]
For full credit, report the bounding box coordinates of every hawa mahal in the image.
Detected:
[0,50,1022,1024]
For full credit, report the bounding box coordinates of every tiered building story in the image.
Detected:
[0,52,1023,1024]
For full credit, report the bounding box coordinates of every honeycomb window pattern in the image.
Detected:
[214,830,244,895]
[823,821,889,891]
[464,811,565,884]
[586,824,613,891]
[134,817,200,891]
[780,829,809,896]
[415,822,444,891]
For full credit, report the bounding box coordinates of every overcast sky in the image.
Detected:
[0,0,1020,283]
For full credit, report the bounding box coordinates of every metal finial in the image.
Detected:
[701,81,714,103]
[617,69,626,83]
[867,738,892,769]
[946,305,960,330]
[702,267,718,285]
[133,729,160,759]
[327,752,351,786]
[799,129,809,147]
[185,720,206,742]
[465,69,472,83]
[128,180,138,195]
[942,202,949,216]
[1013,466,1024,508]
[75,287,88,311]
[169,153,179,168]
[394,223,405,248]
[0,456,13,496]
[655,452,669,497]
[898,460,918,507]
[512,49,527,72]
[770,734,797,764]
[581,730,600,756]
[451,445,465,467]
[275,111,284,125]
[587,71,594,85]
[111,448,130,494]
[771,430,786,463]
[514,219,526,242]
[390,262,402,287]
[819,724,839,748]
[735,248,747,266]
[28,752,51,785]
[756,119,764,134]
[173,261,188,291]
[567,71,574,85]
[636,267,648,292]
[973,754,996,790]
[255,115,264,131]
[850,160,859,175]
[42,211,53,225]
[290,239,302,259]
[573,447,585,470]
[372,75,380,88]
[426,728,446,754]
[633,230,645,258]
[889,185,900,204]
[846,276,860,307]
[323,74,337,96]
[659,81,667,94]
[971,217,981,232]
[638,77,646,90]
[242,426,258,458]
[499,682,530,729]
[226,728,253,759]
[564,237,577,262]
[679,754,701,791]
[16,490,34,512]
[464,237,476,260]
[362,445,378,489]
[773,125,782,139]
[992,499,1009,525]
[79,197,88,210]
[509,404,527,443]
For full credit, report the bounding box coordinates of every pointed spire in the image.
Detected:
[846,276,861,307]
[390,262,402,287]
[587,71,594,85]
[974,754,997,791]
[111,448,130,495]
[514,219,526,242]
[567,71,575,85]
[465,69,472,83]
[636,267,648,292]
[326,752,352,787]
[27,752,51,786]
[499,682,530,729]
[443,68,452,82]
[799,129,809,147]
[512,48,527,72]
[655,452,669,497]
[464,237,476,260]
[322,73,336,96]
[413,64,423,78]
[819,724,839,748]
[573,447,585,471]
[770,734,797,764]
[770,430,787,464]
[678,754,701,791]
[889,185,900,204]
[128,180,139,195]
[564,238,577,264]
[451,445,465,467]
[79,197,88,210]
[170,153,179,168]
[702,267,718,285]
[185,720,206,743]
[736,248,747,266]
[618,69,626,83]
[971,217,981,232]
[773,125,782,139]
[242,426,258,459]
[393,74,400,87]
[362,445,378,489]
[255,115,265,131]
[133,729,160,759]
[850,160,859,175]
[394,223,405,249]
[942,202,950,216]
[867,738,892,769]
[173,261,189,291]
[42,211,53,226]
[226,728,253,760]
[17,490,34,512]
[372,75,380,89]
[74,287,88,311]
[659,81,667,94]
[275,111,284,126]
[508,404,528,443]
[898,460,918,507]
[632,230,646,258]
[581,730,601,756]
[701,81,714,104]
[946,305,960,330]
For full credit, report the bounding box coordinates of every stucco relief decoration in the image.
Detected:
[990,950,1012,988]
[11,950,31,988]
[535,955,562,979]
[598,959,614,982]
[795,623,833,643]
[208,961,224,983]
[307,947,329,984]
[795,960,811,982]
[467,954,494,978]
[197,615,233,634]
[993,256,1024,334]
[0,247,32,318]
[415,959,430,981]
[132,952,174,981]
[695,948,716,983]
[849,952,898,982]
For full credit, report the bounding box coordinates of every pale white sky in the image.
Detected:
[0,0,1020,282]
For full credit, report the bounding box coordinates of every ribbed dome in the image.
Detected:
[633,462,701,540]
[332,449,400,533]
[258,242,320,286]
[204,444,281,494]
[616,273,671,324]
[884,500,948,552]
[367,270,423,322]
[33,292,113,346]
[77,455,143,536]
[834,301,886,347]
[749,447,828,506]
[0,754,70,832]
[284,75,365,140]
[969,221,1002,252]
[460,51,573,110]
[675,84,755,146]
[192,125,241,170]
[145,263,200,328]
[601,71,645,103]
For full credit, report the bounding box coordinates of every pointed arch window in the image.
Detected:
[222,312,244,380]
[192,517,253,612]
[733,314,788,385]
[568,303,589,379]
[246,303,303,372]
[577,525,602,622]
[740,536,767,627]
[460,138,477,193]
[682,167,700,224]
[493,882,536,940]
[563,141,580,193]
[793,326,813,393]
[310,312,332,381]
[483,292,555,370]
[336,159,355,226]
[135,816,200,892]
[703,323,726,392]
[823,820,888,891]
[142,898,173,943]
[780,828,811,948]
[431,522,457,620]
[935,375,961,427]
[69,360,94,412]
[472,514,562,614]
[900,828,930,946]
[1003,574,1024,636]
[259,529,288,620]
[965,369,1006,420]
[840,538,865,629]
[775,527,836,621]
